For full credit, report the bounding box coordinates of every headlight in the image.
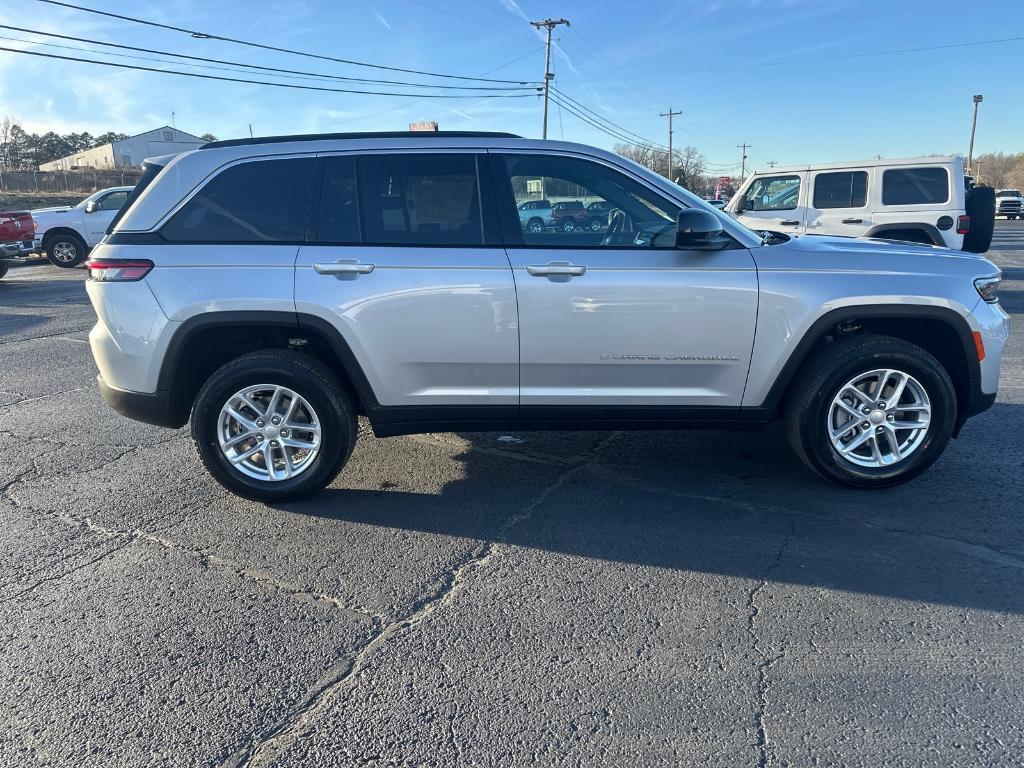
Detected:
[974,275,1001,303]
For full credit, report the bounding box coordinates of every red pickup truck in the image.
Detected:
[0,210,37,278]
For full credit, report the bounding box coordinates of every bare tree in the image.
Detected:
[1007,156,1024,190]
[613,142,708,192]
[973,152,1023,187]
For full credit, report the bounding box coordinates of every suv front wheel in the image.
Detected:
[191,350,357,502]
[785,335,956,488]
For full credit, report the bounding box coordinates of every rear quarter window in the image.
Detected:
[162,158,315,242]
[881,167,949,206]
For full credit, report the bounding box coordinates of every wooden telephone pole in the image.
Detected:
[660,107,682,180]
[530,18,570,139]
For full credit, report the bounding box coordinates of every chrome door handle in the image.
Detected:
[313,260,375,276]
[526,262,587,277]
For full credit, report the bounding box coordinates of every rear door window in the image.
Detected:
[162,157,315,242]
[882,167,949,206]
[356,153,483,246]
[316,155,361,243]
[813,171,868,208]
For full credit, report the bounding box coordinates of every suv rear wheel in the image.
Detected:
[784,335,956,488]
[191,350,357,502]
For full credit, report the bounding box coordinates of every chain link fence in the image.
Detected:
[0,168,143,194]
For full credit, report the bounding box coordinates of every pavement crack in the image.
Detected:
[747,517,796,768]
[224,431,622,768]
[0,538,131,605]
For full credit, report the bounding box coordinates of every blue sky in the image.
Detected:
[0,0,1021,173]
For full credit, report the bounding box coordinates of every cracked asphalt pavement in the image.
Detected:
[1,233,1022,767]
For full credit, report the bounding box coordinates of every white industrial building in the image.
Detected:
[39,126,206,171]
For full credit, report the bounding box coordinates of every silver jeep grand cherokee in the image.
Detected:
[85,132,1010,501]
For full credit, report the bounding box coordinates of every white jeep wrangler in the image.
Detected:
[726,156,994,253]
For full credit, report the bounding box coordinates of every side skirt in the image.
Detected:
[368,404,772,438]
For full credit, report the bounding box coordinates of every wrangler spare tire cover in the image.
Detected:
[963,185,995,253]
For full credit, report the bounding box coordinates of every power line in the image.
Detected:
[548,93,661,149]
[0,24,541,90]
[34,0,535,85]
[693,33,1024,74]
[319,48,543,130]
[401,0,537,42]
[550,88,665,149]
[0,46,543,98]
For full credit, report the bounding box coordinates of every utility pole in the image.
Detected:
[660,107,682,181]
[766,161,777,168]
[737,143,750,178]
[171,111,176,130]
[530,18,570,139]
[967,94,983,173]
[249,123,254,138]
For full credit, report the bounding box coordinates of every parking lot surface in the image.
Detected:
[1,224,1022,767]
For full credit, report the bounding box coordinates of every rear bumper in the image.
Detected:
[0,238,40,258]
[97,376,182,429]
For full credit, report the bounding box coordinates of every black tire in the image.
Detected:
[0,261,8,280]
[44,232,88,268]
[526,217,544,233]
[963,185,995,253]
[191,350,357,502]
[560,218,576,232]
[784,335,956,488]
[588,217,605,232]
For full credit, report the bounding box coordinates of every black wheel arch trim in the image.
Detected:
[755,303,983,419]
[863,222,945,246]
[155,310,381,426]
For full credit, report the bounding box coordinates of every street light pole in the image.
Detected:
[530,18,570,139]
[968,94,983,173]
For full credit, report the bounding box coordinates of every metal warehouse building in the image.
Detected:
[38,126,206,171]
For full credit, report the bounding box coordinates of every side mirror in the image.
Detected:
[676,208,725,249]
[84,200,99,213]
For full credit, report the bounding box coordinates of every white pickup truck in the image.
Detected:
[995,189,1023,219]
[32,186,134,267]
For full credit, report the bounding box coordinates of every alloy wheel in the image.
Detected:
[52,240,78,263]
[217,384,322,481]
[827,368,931,468]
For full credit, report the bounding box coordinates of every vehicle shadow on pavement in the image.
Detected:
[292,401,1024,616]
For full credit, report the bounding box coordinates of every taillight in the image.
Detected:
[85,259,154,282]
[956,214,970,235]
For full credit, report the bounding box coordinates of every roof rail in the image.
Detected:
[199,130,522,149]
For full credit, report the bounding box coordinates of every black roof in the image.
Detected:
[200,131,522,149]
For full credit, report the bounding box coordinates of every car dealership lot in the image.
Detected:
[1,227,1022,767]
